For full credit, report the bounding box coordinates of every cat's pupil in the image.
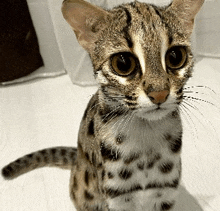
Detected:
[165,46,187,70]
[111,52,136,76]
[169,50,182,66]
[117,54,131,72]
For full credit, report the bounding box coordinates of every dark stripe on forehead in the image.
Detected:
[151,5,173,45]
[151,5,162,19]
[129,3,147,33]
[120,6,133,48]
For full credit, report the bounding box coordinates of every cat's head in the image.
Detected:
[62,0,204,121]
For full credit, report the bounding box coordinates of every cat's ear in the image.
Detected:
[169,0,204,33]
[62,0,110,51]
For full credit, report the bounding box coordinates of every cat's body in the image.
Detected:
[73,91,182,210]
[2,0,204,210]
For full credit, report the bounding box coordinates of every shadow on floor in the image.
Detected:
[175,185,203,211]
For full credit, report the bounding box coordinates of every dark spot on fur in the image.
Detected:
[171,137,182,153]
[85,170,90,186]
[137,161,145,170]
[40,150,49,162]
[92,152,96,166]
[165,134,182,153]
[171,110,178,117]
[100,142,121,161]
[147,161,154,169]
[69,149,77,164]
[147,154,161,169]
[125,95,134,101]
[145,179,179,189]
[88,119,95,136]
[159,162,174,174]
[108,172,114,179]
[50,148,56,155]
[177,87,183,95]
[157,192,163,197]
[27,153,34,158]
[105,184,142,198]
[146,183,163,189]
[43,155,49,163]
[165,134,172,141]
[169,179,179,188]
[40,149,47,155]
[2,165,14,178]
[36,156,41,163]
[119,168,133,180]
[125,197,131,202]
[161,202,174,210]
[84,190,94,200]
[61,149,67,156]
[124,153,140,164]
[85,152,90,161]
[97,163,103,169]
[63,157,68,164]
[73,176,78,190]
[15,159,21,164]
[52,154,58,163]
[102,170,105,181]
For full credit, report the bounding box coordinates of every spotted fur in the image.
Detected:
[2,0,204,210]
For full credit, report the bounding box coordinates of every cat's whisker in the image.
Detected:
[183,95,217,107]
[179,104,198,140]
[184,85,216,94]
[182,100,219,140]
[183,95,220,112]
[183,90,213,96]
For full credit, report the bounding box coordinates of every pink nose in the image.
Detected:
[148,90,170,105]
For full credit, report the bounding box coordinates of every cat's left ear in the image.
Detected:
[62,0,111,52]
[169,0,204,33]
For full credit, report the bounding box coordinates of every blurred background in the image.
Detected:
[0,0,220,211]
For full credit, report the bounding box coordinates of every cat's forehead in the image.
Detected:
[94,2,190,63]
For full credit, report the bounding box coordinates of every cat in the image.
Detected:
[2,0,204,210]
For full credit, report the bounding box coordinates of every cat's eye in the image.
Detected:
[165,46,187,70]
[111,52,136,76]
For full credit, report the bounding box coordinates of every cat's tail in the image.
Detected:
[1,147,77,180]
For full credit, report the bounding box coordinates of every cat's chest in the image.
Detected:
[98,115,181,209]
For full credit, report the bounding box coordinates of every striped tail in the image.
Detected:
[2,147,77,180]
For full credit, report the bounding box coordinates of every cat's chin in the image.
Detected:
[135,108,173,121]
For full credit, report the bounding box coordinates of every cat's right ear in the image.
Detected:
[62,0,111,52]
[169,0,204,33]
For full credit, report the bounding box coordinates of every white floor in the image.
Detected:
[0,57,220,211]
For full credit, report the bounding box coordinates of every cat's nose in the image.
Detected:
[148,90,170,105]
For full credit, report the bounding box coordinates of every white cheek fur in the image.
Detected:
[133,35,146,75]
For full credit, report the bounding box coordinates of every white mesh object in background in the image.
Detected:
[195,0,220,58]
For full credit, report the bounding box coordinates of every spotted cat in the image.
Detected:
[2,0,204,210]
